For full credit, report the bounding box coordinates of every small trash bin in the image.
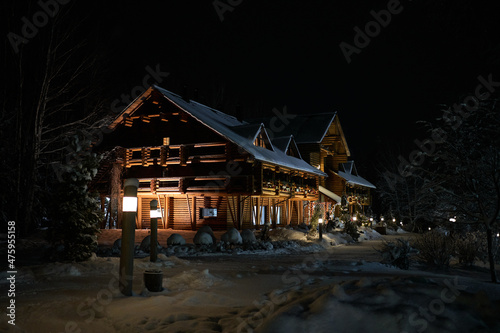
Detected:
[144,270,163,292]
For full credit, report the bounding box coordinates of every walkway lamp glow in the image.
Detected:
[150,199,160,262]
[120,178,139,296]
[318,218,323,240]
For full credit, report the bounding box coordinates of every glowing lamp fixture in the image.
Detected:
[353,216,357,222]
[381,217,384,222]
[318,218,323,224]
[123,197,138,212]
[392,218,396,222]
[150,205,162,218]
[449,217,456,223]
[428,227,431,231]
[370,217,373,222]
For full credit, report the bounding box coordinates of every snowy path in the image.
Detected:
[1,233,499,333]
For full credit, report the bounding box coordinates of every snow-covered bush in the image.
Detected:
[412,230,454,267]
[308,203,323,236]
[377,238,417,270]
[343,221,360,242]
[454,232,482,266]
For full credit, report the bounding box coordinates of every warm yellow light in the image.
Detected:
[123,197,138,212]
[353,216,357,221]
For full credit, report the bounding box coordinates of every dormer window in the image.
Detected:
[253,126,274,151]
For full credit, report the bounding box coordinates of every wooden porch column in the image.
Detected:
[237,195,242,229]
[299,200,304,225]
[137,197,143,229]
[256,197,261,230]
[191,196,197,230]
[271,199,276,228]
[286,199,292,225]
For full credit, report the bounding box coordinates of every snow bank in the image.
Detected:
[268,228,307,241]
[163,269,227,291]
[359,227,383,241]
[230,277,500,333]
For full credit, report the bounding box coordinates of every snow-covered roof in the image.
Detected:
[319,185,342,202]
[336,161,376,189]
[271,135,302,159]
[246,112,350,156]
[116,85,327,177]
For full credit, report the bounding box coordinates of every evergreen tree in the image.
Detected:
[49,135,102,261]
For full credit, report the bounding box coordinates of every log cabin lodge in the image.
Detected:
[90,85,375,230]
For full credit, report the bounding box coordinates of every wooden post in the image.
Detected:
[227,196,235,228]
[299,201,304,225]
[186,194,192,230]
[137,198,143,229]
[237,195,242,229]
[256,197,261,229]
[192,196,197,230]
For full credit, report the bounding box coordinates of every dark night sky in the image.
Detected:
[6,0,500,179]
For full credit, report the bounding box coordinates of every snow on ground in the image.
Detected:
[1,229,499,333]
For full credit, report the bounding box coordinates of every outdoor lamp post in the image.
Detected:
[150,199,161,262]
[318,218,323,240]
[120,178,139,296]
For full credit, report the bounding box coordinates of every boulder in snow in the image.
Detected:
[139,235,161,253]
[112,238,122,254]
[197,225,217,244]
[193,231,214,245]
[241,229,257,243]
[166,233,186,246]
[221,228,243,245]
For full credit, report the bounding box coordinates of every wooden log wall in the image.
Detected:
[137,195,230,230]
